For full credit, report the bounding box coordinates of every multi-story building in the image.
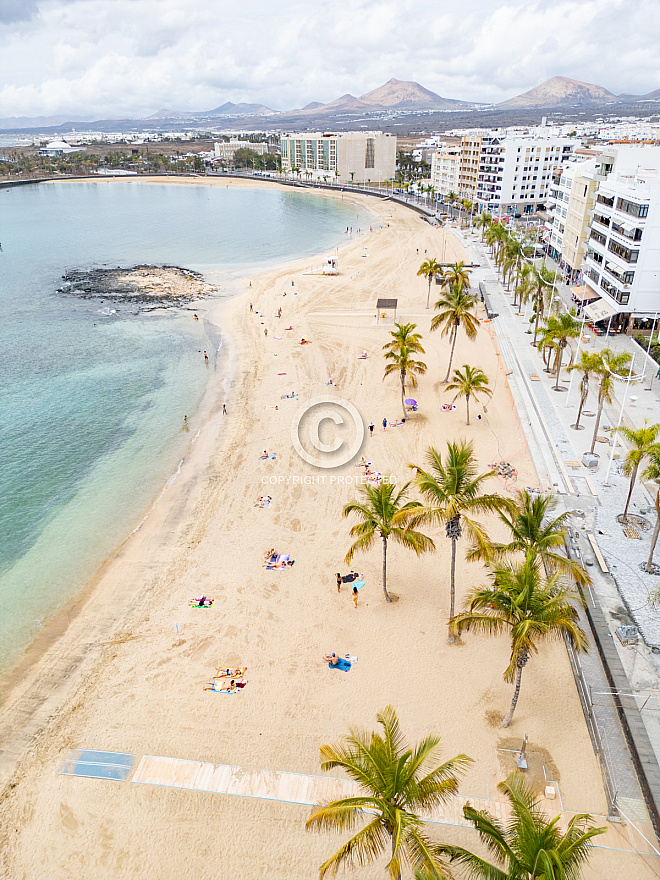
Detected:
[279,132,396,185]
[471,134,576,217]
[213,140,270,163]
[458,134,482,203]
[430,145,460,197]
[546,155,601,282]
[583,151,660,324]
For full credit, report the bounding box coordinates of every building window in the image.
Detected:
[615,197,648,218]
[607,239,639,263]
[596,193,614,208]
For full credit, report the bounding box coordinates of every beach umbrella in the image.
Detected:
[405,398,417,405]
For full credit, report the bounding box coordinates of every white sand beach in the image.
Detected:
[0,180,656,878]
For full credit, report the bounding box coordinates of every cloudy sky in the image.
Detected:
[0,0,658,119]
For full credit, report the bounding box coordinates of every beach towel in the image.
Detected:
[206,683,239,694]
[189,600,214,608]
[277,372,287,375]
[352,580,365,591]
[266,554,292,570]
[441,404,456,412]
[254,499,271,508]
[329,657,351,671]
[215,667,246,678]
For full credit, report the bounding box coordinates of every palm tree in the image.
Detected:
[542,312,581,390]
[530,263,560,346]
[450,555,588,726]
[643,447,660,574]
[306,706,472,880]
[439,260,472,294]
[567,350,602,431]
[472,211,492,240]
[446,364,491,426]
[431,284,480,383]
[467,489,590,587]
[589,350,631,455]
[484,221,506,260]
[409,441,510,632]
[383,323,427,420]
[513,261,534,313]
[614,420,660,520]
[417,258,441,309]
[343,480,434,603]
[441,772,606,878]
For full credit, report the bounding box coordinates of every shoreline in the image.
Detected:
[2,180,644,878]
[0,181,381,790]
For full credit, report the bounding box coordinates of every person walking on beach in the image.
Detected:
[369,422,374,437]
[352,586,358,608]
[382,417,387,431]
[204,351,209,363]
[264,328,268,337]
[336,572,342,593]
[222,404,227,415]
[250,303,253,312]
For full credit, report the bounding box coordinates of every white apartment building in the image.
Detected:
[430,146,460,197]
[279,132,396,185]
[583,149,660,322]
[214,140,270,162]
[470,133,576,217]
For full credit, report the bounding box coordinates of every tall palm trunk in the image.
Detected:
[400,369,407,421]
[465,394,471,426]
[646,489,660,573]
[623,462,639,519]
[573,378,588,430]
[590,391,605,455]
[501,650,529,728]
[553,344,565,391]
[446,515,462,639]
[532,296,543,346]
[426,276,432,309]
[444,323,459,383]
[382,536,391,602]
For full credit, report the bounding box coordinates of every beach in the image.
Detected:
[0,181,655,878]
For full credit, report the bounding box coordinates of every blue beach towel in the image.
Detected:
[329,657,351,671]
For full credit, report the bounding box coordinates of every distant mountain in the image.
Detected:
[148,102,275,120]
[499,76,616,108]
[359,78,464,110]
[204,102,275,117]
[0,114,97,129]
[644,88,660,99]
[295,78,474,118]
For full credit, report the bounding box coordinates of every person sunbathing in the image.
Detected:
[323,653,340,666]
[259,451,269,459]
[193,596,212,607]
[229,679,248,689]
[215,667,245,678]
[264,548,276,560]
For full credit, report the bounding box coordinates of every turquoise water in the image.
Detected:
[0,180,371,672]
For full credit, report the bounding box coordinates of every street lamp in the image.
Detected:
[602,355,644,486]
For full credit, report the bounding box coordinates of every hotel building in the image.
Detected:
[279,132,396,185]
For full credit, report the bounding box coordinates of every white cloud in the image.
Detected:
[0,0,657,118]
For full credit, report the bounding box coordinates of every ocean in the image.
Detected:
[0,179,371,673]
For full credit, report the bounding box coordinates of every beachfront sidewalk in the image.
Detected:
[447,225,660,817]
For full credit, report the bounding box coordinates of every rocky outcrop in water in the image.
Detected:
[58,264,217,303]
